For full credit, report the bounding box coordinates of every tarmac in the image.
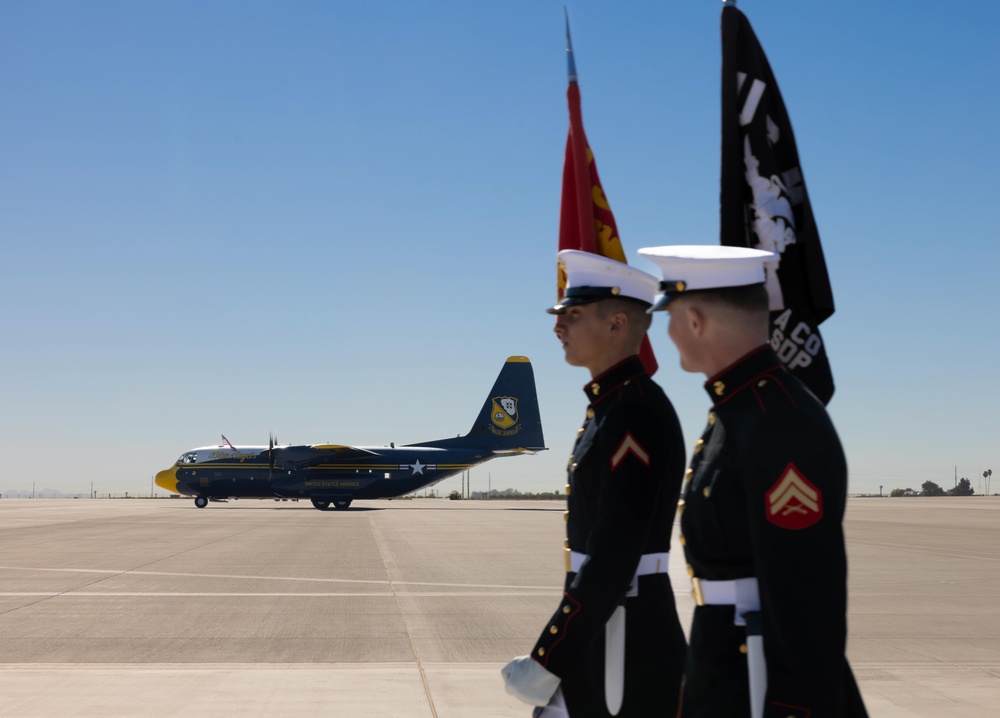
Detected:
[0,496,998,717]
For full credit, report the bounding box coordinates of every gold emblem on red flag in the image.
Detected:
[766,463,823,529]
[557,258,568,294]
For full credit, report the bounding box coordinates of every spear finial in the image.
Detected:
[722,0,737,7]
[564,6,578,85]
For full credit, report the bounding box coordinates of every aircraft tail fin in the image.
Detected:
[414,356,546,453]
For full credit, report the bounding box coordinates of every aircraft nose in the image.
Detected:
[155,467,179,494]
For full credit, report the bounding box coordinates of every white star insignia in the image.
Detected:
[410,460,426,475]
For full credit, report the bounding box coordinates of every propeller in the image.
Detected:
[268,432,276,483]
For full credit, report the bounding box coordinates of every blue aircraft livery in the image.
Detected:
[155,357,546,509]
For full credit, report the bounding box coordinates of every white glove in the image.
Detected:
[501,655,561,706]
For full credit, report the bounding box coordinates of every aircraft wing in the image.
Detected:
[269,444,380,470]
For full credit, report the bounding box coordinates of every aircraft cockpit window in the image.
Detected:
[178,452,199,465]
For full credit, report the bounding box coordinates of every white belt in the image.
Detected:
[691,576,760,626]
[568,550,670,597]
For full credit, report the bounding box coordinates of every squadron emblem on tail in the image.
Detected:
[491,396,519,430]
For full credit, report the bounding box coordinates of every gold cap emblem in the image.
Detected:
[713,381,725,396]
[590,382,600,395]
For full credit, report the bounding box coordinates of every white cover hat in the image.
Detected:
[638,245,778,311]
[548,249,659,315]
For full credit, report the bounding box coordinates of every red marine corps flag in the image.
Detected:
[559,12,657,376]
[720,3,835,403]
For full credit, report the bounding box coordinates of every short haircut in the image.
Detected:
[690,283,769,316]
[597,297,653,335]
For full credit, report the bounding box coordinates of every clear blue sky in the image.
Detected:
[2,1,998,498]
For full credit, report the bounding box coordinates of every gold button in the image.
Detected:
[713,381,725,396]
[587,409,595,419]
[684,468,693,482]
[679,535,686,546]
[624,380,630,386]
[678,499,686,507]
[563,511,569,522]
[565,483,571,495]
[677,505,684,515]
[549,625,558,635]
[686,565,695,576]
[571,462,578,471]
[758,380,767,388]
[591,383,600,395]
[562,605,571,614]
[739,643,748,654]
[708,412,716,425]
[693,439,704,454]
[537,647,545,657]
[577,427,584,436]
[703,487,711,498]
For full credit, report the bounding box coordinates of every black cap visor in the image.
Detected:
[546,286,622,315]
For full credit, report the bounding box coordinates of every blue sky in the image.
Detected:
[2,1,998,498]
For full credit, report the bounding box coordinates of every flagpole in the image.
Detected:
[564,7,577,84]
[561,8,596,253]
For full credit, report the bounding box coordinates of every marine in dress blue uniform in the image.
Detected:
[639,245,868,718]
[502,251,687,717]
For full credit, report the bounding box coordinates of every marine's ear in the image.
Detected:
[685,304,707,337]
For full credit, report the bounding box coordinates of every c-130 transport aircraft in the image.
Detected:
[155,356,546,509]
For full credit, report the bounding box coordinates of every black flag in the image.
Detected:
[720,6,835,404]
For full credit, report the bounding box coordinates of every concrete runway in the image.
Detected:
[0,497,998,717]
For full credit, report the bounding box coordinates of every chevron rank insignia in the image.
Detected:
[610,433,650,471]
[765,463,823,529]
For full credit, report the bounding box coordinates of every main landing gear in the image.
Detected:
[194,496,208,509]
[310,498,352,510]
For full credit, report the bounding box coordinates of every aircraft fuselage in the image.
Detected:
[155,445,491,508]
[154,356,546,510]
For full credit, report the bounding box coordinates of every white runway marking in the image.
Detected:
[0,565,556,591]
[1,592,397,597]
[0,591,557,597]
